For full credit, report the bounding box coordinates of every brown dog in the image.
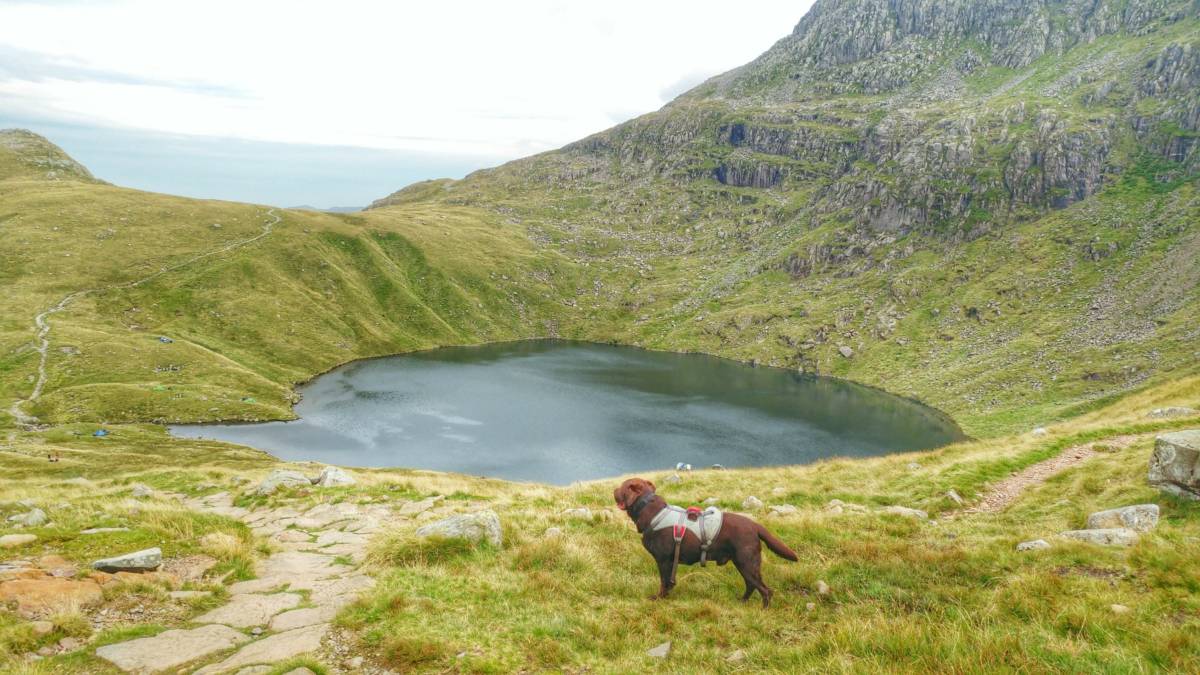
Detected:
[614,477,798,607]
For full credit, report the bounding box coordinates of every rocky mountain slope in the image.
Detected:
[372,0,1200,434]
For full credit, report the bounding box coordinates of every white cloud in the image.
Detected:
[0,0,812,158]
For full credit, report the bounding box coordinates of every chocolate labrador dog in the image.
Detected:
[614,477,798,607]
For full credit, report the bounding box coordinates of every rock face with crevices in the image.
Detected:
[1149,431,1200,500]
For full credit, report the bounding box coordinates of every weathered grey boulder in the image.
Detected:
[1148,407,1197,419]
[415,510,502,547]
[313,466,356,488]
[92,547,162,572]
[1086,504,1159,532]
[1149,431,1200,500]
[1016,539,1051,552]
[7,508,47,527]
[1059,528,1139,547]
[255,469,312,495]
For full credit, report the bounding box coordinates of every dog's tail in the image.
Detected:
[757,523,799,561]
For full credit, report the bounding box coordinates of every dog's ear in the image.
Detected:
[644,479,655,492]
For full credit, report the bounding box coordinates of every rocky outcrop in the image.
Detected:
[1149,431,1200,499]
[1086,504,1159,532]
[415,510,503,547]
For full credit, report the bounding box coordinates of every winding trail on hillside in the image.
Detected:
[959,435,1138,515]
[8,209,281,426]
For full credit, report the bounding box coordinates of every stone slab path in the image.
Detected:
[94,491,387,674]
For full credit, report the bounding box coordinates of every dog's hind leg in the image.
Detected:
[733,550,773,608]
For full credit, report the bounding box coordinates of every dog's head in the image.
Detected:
[613,477,656,511]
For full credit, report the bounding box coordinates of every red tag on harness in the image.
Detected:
[686,506,702,517]
[672,524,686,540]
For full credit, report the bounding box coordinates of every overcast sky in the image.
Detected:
[0,0,811,206]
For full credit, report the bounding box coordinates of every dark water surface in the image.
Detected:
[171,341,963,484]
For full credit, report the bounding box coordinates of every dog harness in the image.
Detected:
[650,504,724,584]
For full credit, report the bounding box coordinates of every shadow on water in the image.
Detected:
[172,340,964,484]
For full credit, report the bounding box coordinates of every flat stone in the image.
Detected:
[31,620,54,635]
[415,510,502,547]
[1016,539,1051,551]
[308,574,375,607]
[0,534,37,548]
[1111,603,1132,614]
[398,496,444,517]
[95,624,250,673]
[1059,528,1140,547]
[193,623,330,674]
[93,547,161,572]
[882,505,928,520]
[195,592,302,627]
[229,552,347,594]
[269,604,338,631]
[0,578,103,616]
[1149,431,1200,500]
[80,527,130,535]
[314,530,366,547]
[1086,504,1159,532]
[647,641,671,658]
[273,530,311,543]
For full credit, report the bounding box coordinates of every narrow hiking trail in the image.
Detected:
[8,209,281,426]
[959,434,1139,515]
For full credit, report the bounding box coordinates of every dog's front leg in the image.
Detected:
[652,557,675,600]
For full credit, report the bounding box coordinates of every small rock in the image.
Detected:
[945,490,965,506]
[1110,604,1132,615]
[31,620,53,636]
[254,469,312,496]
[742,496,763,510]
[726,649,746,662]
[1086,504,1159,532]
[882,505,928,520]
[906,462,921,471]
[1059,528,1139,547]
[0,534,37,549]
[544,527,563,538]
[768,504,798,515]
[80,527,129,535]
[647,641,671,658]
[130,484,154,498]
[1148,407,1196,419]
[8,509,47,527]
[1016,539,1051,552]
[415,510,502,547]
[398,495,444,517]
[771,487,787,496]
[347,656,364,669]
[58,637,81,651]
[251,627,263,636]
[838,345,853,358]
[313,466,356,487]
[561,508,592,520]
[815,580,830,595]
[663,473,682,484]
[1032,427,1048,436]
[92,547,161,572]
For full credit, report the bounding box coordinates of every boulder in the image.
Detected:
[415,510,502,547]
[8,508,47,527]
[1148,407,1196,419]
[0,534,37,548]
[254,469,312,495]
[92,547,162,572]
[1148,431,1200,500]
[882,505,928,520]
[1016,539,1051,552]
[1086,504,1159,532]
[314,466,356,488]
[742,496,763,510]
[1059,528,1139,547]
